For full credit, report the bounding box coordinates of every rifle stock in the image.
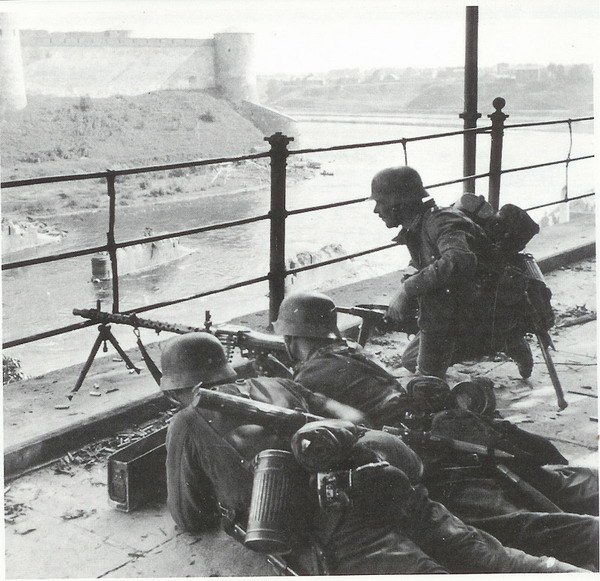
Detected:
[335,305,418,347]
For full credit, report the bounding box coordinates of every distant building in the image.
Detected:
[436,66,464,79]
[495,63,545,82]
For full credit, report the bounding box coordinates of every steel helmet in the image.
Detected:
[371,166,428,203]
[273,292,342,339]
[160,332,236,392]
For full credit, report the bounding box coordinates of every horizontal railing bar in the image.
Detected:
[1,152,271,188]
[287,197,369,215]
[1,171,108,188]
[504,116,593,130]
[286,243,398,276]
[2,215,270,270]
[116,214,270,249]
[289,125,492,156]
[288,171,496,216]
[498,155,593,177]
[525,191,595,212]
[120,274,271,315]
[101,152,271,178]
[3,274,271,347]
[2,244,109,270]
[3,321,94,349]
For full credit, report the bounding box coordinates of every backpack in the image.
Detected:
[454,194,540,256]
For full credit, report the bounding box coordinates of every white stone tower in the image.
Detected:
[0,12,27,115]
[214,31,258,103]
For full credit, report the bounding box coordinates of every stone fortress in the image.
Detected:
[0,12,294,258]
[0,12,293,134]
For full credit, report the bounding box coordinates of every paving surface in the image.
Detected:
[3,214,598,578]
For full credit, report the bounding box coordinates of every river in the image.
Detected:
[2,115,595,376]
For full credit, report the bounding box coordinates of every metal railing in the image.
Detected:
[2,97,595,351]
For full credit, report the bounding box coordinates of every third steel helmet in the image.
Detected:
[160,332,236,392]
[273,292,342,339]
[371,166,427,203]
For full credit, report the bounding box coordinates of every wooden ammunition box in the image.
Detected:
[107,426,168,512]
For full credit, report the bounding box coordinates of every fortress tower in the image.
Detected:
[214,32,258,103]
[0,13,27,114]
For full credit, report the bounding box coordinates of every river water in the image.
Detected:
[3,115,595,376]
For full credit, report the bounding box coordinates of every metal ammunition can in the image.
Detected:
[244,449,301,555]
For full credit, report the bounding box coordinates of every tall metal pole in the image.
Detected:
[488,97,508,211]
[106,170,120,313]
[265,132,293,326]
[460,6,481,193]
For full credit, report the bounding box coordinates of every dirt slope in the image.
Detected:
[1,90,265,180]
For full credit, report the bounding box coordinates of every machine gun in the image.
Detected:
[335,304,419,347]
[72,307,292,394]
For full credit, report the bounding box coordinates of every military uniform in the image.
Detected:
[166,376,586,573]
[293,344,599,570]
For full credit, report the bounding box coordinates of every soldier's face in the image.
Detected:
[372,193,403,228]
[283,336,299,361]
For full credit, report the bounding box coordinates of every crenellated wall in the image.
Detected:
[1,22,259,105]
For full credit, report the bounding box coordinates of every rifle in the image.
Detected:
[335,304,419,347]
[192,388,514,462]
[518,254,568,410]
[73,307,293,379]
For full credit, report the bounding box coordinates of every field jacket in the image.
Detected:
[395,203,490,333]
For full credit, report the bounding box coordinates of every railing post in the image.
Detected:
[487,97,508,211]
[460,5,481,193]
[265,132,293,326]
[106,170,120,313]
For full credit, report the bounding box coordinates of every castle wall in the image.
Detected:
[0,13,27,113]
[18,28,258,102]
[22,45,215,97]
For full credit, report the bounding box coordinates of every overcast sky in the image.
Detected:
[2,0,598,74]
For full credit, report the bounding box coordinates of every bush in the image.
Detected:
[199,111,215,123]
[77,95,93,112]
[3,355,27,384]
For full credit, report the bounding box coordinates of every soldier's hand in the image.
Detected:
[386,285,412,323]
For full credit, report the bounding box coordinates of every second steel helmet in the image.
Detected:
[371,166,427,203]
[160,332,236,392]
[273,292,342,339]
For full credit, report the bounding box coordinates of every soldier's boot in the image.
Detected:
[505,336,534,379]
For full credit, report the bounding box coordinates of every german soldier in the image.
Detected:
[274,290,599,571]
[371,165,534,379]
[161,332,586,573]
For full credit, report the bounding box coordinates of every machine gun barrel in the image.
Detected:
[73,308,206,335]
[73,308,287,357]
